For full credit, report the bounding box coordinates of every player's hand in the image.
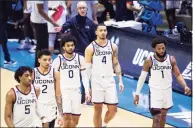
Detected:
[133,95,139,105]
[85,92,91,102]
[57,114,64,127]
[184,86,191,95]
[55,26,62,32]
[119,83,124,93]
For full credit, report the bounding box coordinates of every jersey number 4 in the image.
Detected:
[102,56,107,64]
[25,105,30,114]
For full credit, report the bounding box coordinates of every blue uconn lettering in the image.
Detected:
[152,65,172,70]
[61,64,80,70]
[95,50,113,56]
[133,48,154,66]
[17,99,36,104]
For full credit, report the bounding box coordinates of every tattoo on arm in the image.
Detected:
[113,48,122,80]
[56,95,63,115]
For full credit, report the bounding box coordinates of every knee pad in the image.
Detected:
[150,108,161,116]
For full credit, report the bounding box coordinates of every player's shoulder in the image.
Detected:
[169,55,176,65]
[85,42,94,53]
[6,88,16,101]
[76,53,85,61]
[109,41,118,51]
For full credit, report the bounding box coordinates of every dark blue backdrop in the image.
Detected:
[107,27,192,93]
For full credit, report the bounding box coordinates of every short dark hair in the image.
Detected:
[14,66,33,83]
[37,49,51,59]
[96,23,106,30]
[60,35,76,47]
[151,37,167,48]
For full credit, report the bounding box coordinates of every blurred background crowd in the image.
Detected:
[0,0,192,65]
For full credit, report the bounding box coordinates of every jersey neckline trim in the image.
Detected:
[94,40,108,48]
[15,85,32,95]
[153,54,168,62]
[36,67,52,76]
[62,53,77,61]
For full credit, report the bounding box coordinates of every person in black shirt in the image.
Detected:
[0,1,16,64]
[115,0,141,21]
[61,1,96,56]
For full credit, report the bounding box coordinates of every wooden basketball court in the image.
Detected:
[1,68,174,127]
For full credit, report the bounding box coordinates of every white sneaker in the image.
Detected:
[4,60,17,65]
[17,42,32,50]
[29,45,36,53]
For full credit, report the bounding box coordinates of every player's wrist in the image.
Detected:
[41,116,47,123]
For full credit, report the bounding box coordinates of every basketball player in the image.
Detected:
[4,66,45,127]
[33,49,63,127]
[133,37,191,127]
[52,35,91,127]
[85,23,124,127]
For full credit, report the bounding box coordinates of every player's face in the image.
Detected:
[64,41,75,54]
[155,43,166,58]
[19,71,32,86]
[38,55,52,69]
[77,3,87,16]
[96,26,107,40]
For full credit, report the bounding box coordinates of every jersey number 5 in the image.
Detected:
[25,105,30,114]
[102,56,106,64]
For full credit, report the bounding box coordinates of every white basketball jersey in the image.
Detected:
[149,54,173,89]
[91,40,114,76]
[33,67,56,104]
[12,85,37,127]
[58,53,81,90]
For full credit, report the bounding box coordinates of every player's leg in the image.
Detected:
[71,115,80,127]
[63,114,72,127]
[91,77,105,127]
[103,85,118,127]
[104,104,117,125]
[48,119,56,128]
[149,88,163,127]
[62,91,73,127]
[93,103,103,127]
[160,87,173,127]
[47,105,57,128]
[71,89,81,127]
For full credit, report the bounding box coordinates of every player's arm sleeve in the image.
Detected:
[80,56,90,93]
[34,87,47,123]
[135,71,148,95]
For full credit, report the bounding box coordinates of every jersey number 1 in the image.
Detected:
[161,71,164,78]
[102,56,106,64]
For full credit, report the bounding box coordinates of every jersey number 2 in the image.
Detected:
[102,56,106,64]
[42,85,47,93]
[25,105,30,114]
